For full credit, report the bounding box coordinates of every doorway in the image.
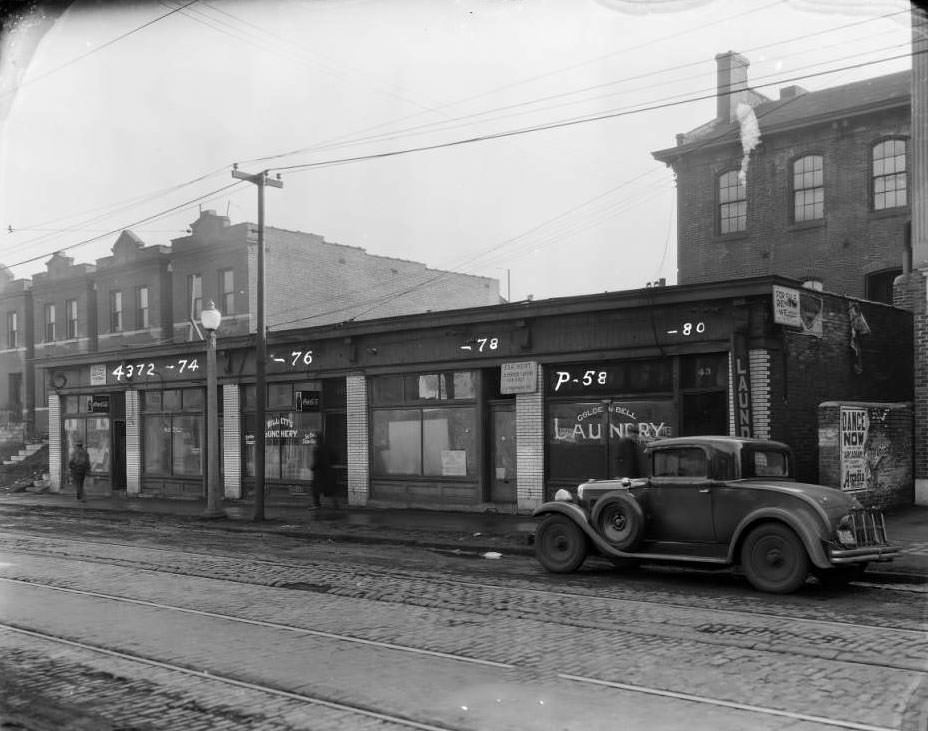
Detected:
[489,403,516,504]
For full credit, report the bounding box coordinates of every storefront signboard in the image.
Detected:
[296,390,321,411]
[441,450,467,476]
[840,406,868,492]
[500,362,537,394]
[90,364,107,386]
[772,285,802,327]
[87,395,110,413]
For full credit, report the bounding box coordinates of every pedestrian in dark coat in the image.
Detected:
[68,441,90,501]
[308,432,335,509]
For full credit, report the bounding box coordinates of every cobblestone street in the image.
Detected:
[0,511,924,730]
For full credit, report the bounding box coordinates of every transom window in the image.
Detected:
[792,155,823,222]
[872,139,907,210]
[718,170,746,234]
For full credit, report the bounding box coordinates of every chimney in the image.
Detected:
[715,51,750,122]
[779,85,808,100]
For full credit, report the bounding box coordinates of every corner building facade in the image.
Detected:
[41,276,914,511]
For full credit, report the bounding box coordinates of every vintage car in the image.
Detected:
[533,436,899,593]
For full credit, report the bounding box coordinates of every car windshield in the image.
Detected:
[744,448,791,478]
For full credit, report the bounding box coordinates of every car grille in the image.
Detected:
[847,508,889,546]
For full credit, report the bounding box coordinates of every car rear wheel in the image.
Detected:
[591,492,644,551]
[535,514,588,573]
[740,522,810,594]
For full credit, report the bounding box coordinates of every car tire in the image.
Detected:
[740,522,810,594]
[813,563,869,588]
[591,492,644,551]
[535,514,588,573]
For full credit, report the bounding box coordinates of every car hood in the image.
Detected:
[741,479,861,519]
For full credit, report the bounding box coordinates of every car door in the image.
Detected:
[645,446,716,543]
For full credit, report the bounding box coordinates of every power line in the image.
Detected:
[0,0,200,101]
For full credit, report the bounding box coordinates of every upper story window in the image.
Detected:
[6,312,18,348]
[865,268,902,305]
[44,303,56,342]
[219,269,234,316]
[718,170,746,234]
[66,299,78,340]
[110,290,123,333]
[188,274,202,321]
[792,154,824,222]
[872,139,907,210]
[136,286,150,330]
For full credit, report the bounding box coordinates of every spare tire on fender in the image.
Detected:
[591,492,644,551]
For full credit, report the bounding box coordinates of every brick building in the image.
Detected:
[0,268,32,436]
[40,276,914,510]
[652,52,911,302]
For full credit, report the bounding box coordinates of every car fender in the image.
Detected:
[728,506,831,568]
[533,501,641,559]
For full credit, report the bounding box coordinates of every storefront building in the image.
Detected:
[40,276,913,511]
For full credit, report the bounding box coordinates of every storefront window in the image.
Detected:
[370,371,478,479]
[142,388,204,477]
[64,415,111,474]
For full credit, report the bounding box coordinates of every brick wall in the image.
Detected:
[818,402,913,509]
[673,107,910,298]
[222,385,241,499]
[767,294,913,483]
[894,271,928,492]
[346,375,369,506]
[48,392,61,491]
[126,390,140,495]
[516,363,545,509]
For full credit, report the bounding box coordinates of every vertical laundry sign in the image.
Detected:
[839,406,868,491]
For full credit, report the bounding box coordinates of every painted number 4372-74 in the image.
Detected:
[111,359,199,381]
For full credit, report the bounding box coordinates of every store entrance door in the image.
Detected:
[112,420,126,491]
[489,404,516,504]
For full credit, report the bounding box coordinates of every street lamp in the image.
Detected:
[201,300,224,518]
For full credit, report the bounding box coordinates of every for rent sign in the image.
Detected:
[840,406,869,491]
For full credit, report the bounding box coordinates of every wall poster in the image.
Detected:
[839,406,868,491]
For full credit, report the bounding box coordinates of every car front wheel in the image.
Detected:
[740,522,810,594]
[535,514,588,573]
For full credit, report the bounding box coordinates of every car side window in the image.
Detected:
[652,448,707,478]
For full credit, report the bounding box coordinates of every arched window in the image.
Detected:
[872,139,907,210]
[792,155,823,222]
[718,170,746,234]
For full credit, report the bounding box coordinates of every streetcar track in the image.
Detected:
[0,576,515,670]
[0,604,901,731]
[0,622,459,731]
[0,530,921,636]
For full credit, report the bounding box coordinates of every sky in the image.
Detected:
[0,0,915,305]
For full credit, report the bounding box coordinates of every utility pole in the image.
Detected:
[232,165,283,521]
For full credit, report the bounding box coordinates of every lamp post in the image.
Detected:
[201,300,223,518]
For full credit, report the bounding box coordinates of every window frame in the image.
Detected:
[717,169,747,235]
[791,153,824,223]
[871,137,908,211]
[6,311,18,348]
[219,269,234,316]
[136,286,150,330]
[44,303,56,342]
[188,274,203,322]
[65,299,77,340]
[109,290,123,333]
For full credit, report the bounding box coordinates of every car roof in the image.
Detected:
[648,436,792,452]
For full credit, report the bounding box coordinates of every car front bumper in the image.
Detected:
[829,544,901,564]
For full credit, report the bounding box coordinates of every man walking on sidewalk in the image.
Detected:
[68,441,90,501]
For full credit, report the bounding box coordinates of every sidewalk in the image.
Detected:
[0,489,925,583]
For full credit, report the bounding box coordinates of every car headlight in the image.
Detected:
[554,489,573,502]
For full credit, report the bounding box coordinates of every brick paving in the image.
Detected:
[0,537,923,730]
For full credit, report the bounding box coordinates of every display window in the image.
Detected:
[370,371,478,479]
[141,388,205,477]
[62,394,112,474]
[242,380,344,481]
